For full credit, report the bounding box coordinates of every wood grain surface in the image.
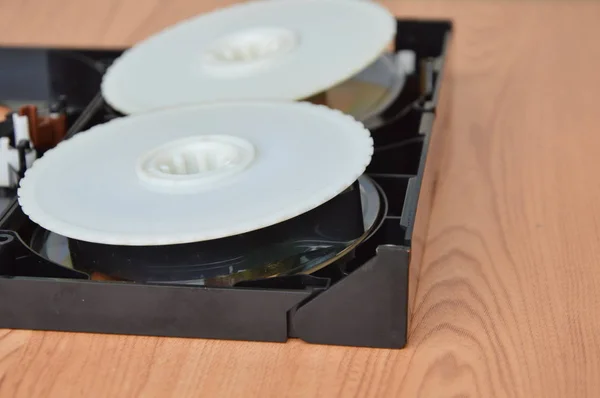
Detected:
[1,1,600,397]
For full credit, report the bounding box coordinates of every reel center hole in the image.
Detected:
[201,27,299,77]
[155,142,242,176]
[136,135,256,190]
[207,27,298,64]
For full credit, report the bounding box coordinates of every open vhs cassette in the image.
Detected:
[0,16,451,349]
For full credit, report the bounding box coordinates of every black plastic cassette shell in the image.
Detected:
[0,19,452,349]
[0,48,108,110]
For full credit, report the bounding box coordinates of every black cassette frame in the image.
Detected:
[0,19,452,349]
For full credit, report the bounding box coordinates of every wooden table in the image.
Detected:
[1,1,600,396]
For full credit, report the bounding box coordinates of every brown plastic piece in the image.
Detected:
[90,272,120,282]
[0,105,10,122]
[305,91,328,106]
[18,105,67,151]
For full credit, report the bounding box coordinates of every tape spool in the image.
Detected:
[18,101,374,246]
[101,0,396,114]
[30,175,384,286]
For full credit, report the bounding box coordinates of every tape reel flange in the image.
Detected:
[18,101,374,246]
[101,0,397,114]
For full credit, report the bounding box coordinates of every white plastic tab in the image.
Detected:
[12,113,31,144]
[396,50,416,75]
[0,137,36,188]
